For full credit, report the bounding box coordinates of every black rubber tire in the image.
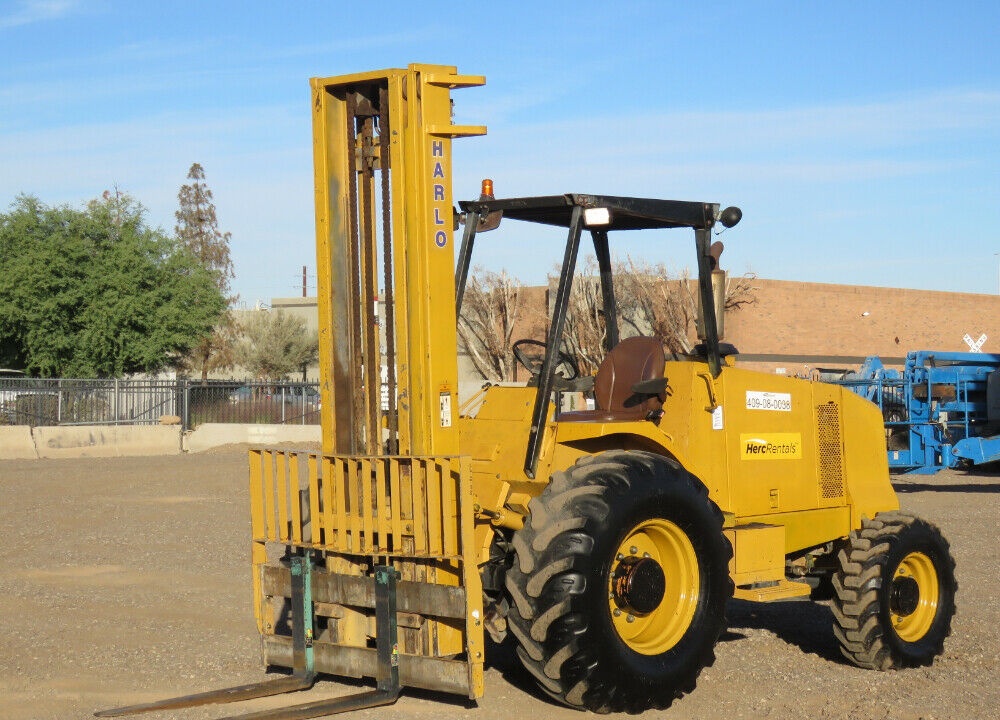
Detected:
[505,450,732,713]
[886,429,909,452]
[831,511,956,669]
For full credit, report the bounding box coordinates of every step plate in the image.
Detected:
[733,579,812,602]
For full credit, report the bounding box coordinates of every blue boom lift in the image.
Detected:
[829,351,1000,474]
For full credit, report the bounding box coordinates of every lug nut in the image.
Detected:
[629,546,638,555]
[626,614,635,623]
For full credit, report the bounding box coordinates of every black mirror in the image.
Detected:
[719,206,742,228]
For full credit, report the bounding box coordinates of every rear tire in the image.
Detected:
[505,450,732,713]
[831,512,956,669]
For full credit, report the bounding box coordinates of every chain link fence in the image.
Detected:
[0,379,321,430]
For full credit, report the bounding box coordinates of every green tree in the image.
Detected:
[0,192,227,377]
[174,162,237,380]
[235,310,319,381]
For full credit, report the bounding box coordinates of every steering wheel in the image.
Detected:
[512,339,580,381]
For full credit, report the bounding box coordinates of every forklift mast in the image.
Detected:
[97,63,494,720]
[311,64,485,458]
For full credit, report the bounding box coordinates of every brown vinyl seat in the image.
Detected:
[560,336,666,422]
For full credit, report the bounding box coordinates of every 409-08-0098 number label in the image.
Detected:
[745,390,792,412]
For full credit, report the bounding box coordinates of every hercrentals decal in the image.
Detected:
[740,433,802,460]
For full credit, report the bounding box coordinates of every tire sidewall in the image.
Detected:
[879,521,956,661]
[575,458,729,688]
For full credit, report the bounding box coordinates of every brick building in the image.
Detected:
[256,280,1000,392]
[725,279,1000,376]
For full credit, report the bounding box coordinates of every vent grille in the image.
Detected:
[816,403,845,499]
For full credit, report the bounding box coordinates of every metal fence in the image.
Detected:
[0,379,321,430]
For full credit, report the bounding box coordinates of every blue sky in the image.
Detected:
[2,1,998,306]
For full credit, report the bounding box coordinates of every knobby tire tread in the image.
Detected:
[505,450,732,714]
[831,511,956,670]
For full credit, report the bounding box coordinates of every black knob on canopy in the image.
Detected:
[719,206,742,228]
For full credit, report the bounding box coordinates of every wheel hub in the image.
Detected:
[608,518,700,655]
[890,550,940,642]
[612,556,666,615]
[890,575,920,616]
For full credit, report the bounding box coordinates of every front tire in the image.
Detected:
[831,511,956,669]
[505,451,732,713]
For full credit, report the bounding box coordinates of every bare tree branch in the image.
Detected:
[458,268,524,381]
[561,257,606,376]
[724,271,759,311]
[458,259,758,382]
[567,255,759,364]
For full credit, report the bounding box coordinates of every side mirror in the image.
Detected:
[719,206,742,228]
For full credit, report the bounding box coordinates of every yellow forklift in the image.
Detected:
[99,64,956,719]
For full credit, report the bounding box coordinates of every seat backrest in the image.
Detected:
[592,336,665,419]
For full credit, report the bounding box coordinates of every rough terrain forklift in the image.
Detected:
[99,64,956,719]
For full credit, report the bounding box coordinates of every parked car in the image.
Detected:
[228,386,256,404]
[229,385,320,408]
[286,386,320,407]
[0,372,60,425]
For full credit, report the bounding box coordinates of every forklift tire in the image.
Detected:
[831,512,956,670]
[505,450,732,713]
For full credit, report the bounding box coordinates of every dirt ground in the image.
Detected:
[0,448,997,720]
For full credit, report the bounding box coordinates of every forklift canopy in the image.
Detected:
[455,192,735,477]
[457,194,718,231]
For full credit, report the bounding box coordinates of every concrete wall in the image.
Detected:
[31,425,182,459]
[0,426,38,460]
[8,278,985,460]
[185,423,321,453]
[1,423,322,460]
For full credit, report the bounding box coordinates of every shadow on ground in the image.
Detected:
[484,634,562,706]
[895,481,1000,494]
[724,598,846,665]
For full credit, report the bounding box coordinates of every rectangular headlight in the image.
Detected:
[583,207,611,227]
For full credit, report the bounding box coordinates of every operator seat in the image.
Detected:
[560,336,666,422]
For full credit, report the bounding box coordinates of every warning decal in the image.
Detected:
[439,391,452,428]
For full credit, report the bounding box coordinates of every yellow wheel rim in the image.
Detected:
[890,551,939,642]
[608,518,699,655]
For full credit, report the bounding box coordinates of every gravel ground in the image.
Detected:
[0,449,996,720]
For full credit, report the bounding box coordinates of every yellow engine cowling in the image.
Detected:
[459,359,898,600]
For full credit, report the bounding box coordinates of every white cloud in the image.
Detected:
[453,88,1000,200]
[3,85,999,300]
[262,28,439,61]
[0,0,81,29]
[450,88,1000,294]
[0,103,315,305]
